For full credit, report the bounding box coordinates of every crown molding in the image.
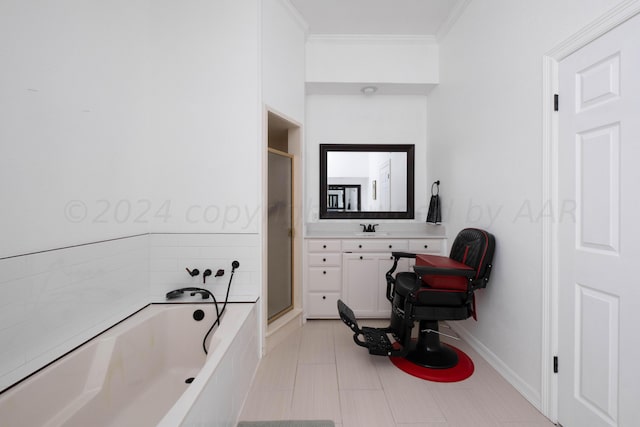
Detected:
[545,0,640,61]
[436,0,472,42]
[280,0,309,34]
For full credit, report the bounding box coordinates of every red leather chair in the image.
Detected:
[338,228,495,371]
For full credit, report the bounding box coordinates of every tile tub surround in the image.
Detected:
[0,232,260,394]
[148,233,260,303]
[0,302,259,427]
[0,235,149,392]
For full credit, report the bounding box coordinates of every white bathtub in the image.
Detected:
[0,302,259,427]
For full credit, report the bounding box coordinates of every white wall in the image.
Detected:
[148,0,262,234]
[306,35,438,86]
[262,0,307,123]
[306,94,428,222]
[0,0,263,248]
[428,0,623,409]
[0,0,152,258]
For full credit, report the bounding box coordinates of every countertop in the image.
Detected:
[304,223,447,239]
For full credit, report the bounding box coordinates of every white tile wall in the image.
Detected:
[148,233,260,303]
[0,232,262,393]
[0,235,150,392]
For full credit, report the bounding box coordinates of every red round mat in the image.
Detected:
[389,344,474,382]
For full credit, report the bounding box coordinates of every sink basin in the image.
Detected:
[353,232,389,237]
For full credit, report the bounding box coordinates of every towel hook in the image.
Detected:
[431,180,440,196]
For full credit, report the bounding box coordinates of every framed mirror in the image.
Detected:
[320,144,415,219]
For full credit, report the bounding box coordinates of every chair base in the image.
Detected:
[390,344,474,382]
[406,320,458,368]
[405,340,459,368]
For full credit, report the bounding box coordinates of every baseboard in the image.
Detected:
[265,309,303,354]
[448,322,543,412]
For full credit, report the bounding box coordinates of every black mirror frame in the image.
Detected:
[319,144,415,219]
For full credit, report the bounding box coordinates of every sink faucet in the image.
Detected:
[360,224,379,233]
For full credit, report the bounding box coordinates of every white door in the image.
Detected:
[378,160,391,211]
[558,12,640,427]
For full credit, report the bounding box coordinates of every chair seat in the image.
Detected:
[395,272,469,306]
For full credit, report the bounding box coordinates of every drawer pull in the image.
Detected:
[323,258,326,262]
[323,271,326,275]
[323,244,326,249]
[360,256,363,260]
[358,244,362,248]
[322,295,326,300]
[424,244,429,248]
[389,245,393,248]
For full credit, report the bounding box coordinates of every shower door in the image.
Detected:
[267,149,293,322]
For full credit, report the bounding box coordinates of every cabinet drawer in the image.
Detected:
[308,253,341,266]
[308,267,341,291]
[408,239,444,254]
[308,240,341,252]
[342,239,409,252]
[307,293,340,318]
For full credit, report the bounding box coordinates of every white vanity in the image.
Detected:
[304,224,447,319]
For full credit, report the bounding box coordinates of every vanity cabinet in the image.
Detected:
[342,253,409,318]
[306,239,342,318]
[304,236,445,319]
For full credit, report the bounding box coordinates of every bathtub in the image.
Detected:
[0,302,259,427]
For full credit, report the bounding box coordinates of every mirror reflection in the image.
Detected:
[320,144,415,220]
[328,184,361,212]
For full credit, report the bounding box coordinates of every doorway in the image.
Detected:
[267,148,293,320]
[266,110,302,326]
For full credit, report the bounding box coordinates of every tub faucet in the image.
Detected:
[186,268,200,277]
[202,268,225,284]
[165,287,214,300]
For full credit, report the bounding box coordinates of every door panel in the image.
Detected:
[576,123,620,253]
[267,151,293,321]
[558,12,640,427]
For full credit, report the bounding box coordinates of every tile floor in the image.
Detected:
[238,319,554,427]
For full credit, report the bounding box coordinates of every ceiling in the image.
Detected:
[288,0,466,37]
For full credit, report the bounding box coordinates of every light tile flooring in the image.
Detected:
[238,320,554,427]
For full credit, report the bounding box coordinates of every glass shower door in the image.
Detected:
[267,149,293,322]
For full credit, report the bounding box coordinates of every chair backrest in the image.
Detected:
[449,228,495,280]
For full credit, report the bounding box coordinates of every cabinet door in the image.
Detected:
[343,253,410,318]
[342,253,380,318]
[308,267,341,292]
[307,293,340,318]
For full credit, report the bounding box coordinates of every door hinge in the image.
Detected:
[553,356,558,373]
[554,94,559,111]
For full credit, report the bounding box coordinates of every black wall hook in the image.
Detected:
[431,180,440,195]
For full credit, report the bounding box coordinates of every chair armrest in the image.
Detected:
[391,251,417,259]
[413,265,476,279]
[385,252,416,302]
